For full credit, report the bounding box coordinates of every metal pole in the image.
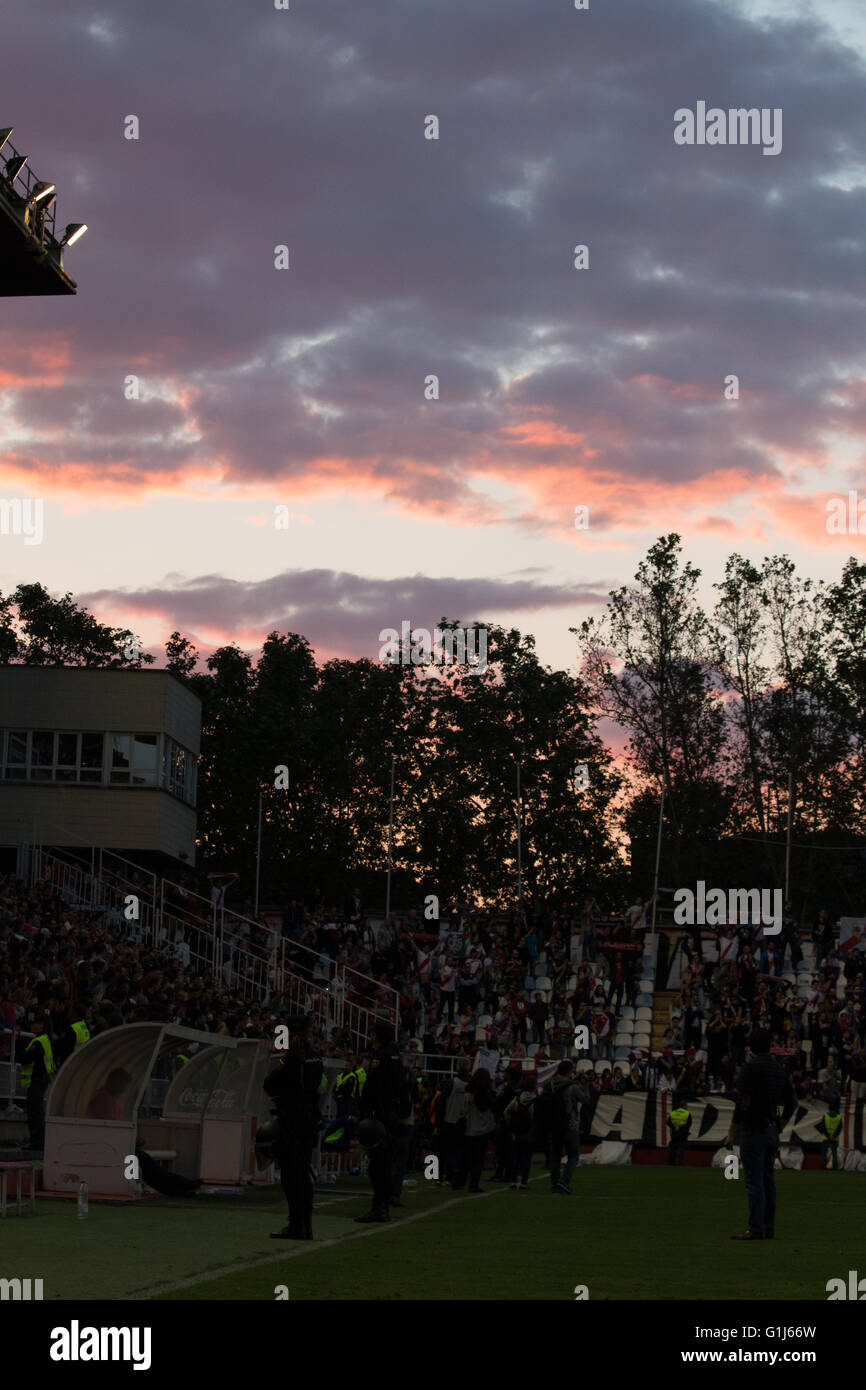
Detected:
[385,756,396,920]
[651,778,666,932]
[785,763,794,903]
[517,761,523,900]
[254,790,263,917]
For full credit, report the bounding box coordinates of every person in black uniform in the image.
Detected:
[264,1014,323,1241]
[355,1021,403,1224]
[725,1026,796,1241]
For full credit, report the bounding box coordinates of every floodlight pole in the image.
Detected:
[516,759,523,901]
[254,789,263,917]
[651,777,666,932]
[784,763,794,903]
[385,756,396,920]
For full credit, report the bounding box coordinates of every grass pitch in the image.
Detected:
[3,1165,861,1301]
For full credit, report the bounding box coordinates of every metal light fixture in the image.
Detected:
[28,180,56,205]
[60,222,87,247]
[0,129,13,155]
[5,155,27,182]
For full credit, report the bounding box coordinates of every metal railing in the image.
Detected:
[0,1027,33,1108]
[0,133,59,246]
[24,845,398,1049]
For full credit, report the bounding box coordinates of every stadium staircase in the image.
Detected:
[29,846,391,1050]
[651,991,678,1051]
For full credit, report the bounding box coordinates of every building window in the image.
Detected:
[56,732,79,782]
[162,736,196,806]
[132,733,158,787]
[110,733,132,783]
[0,729,184,793]
[31,731,54,781]
[5,730,27,779]
[80,733,104,783]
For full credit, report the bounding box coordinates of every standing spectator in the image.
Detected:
[442,1060,469,1184]
[439,956,457,1023]
[548,1060,588,1194]
[490,1065,521,1181]
[510,990,529,1045]
[848,1048,866,1103]
[607,952,626,1012]
[529,992,548,1045]
[505,1074,538,1190]
[462,1069,497,1192]
[725,1027,796,1241]
[594,1006,612,1061]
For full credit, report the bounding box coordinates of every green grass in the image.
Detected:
[2,1166,862,1301]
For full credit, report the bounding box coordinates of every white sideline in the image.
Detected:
[130,1176,548,1298]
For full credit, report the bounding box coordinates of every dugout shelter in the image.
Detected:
[42,1023,243,1198]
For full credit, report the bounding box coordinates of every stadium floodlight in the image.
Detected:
[28,180,56,205]
[5,154,27,182]
[0,129,13,155]
[60,222,87,248]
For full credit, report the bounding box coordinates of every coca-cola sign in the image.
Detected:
[178,1087,239,1112]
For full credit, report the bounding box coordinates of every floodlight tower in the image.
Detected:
[0,126,87,295]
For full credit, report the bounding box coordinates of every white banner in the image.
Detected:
[839,917,866,953]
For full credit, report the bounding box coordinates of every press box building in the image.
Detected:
[0,667,201,874]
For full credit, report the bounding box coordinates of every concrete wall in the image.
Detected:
[0,785,197,861]
[0,667,200,753]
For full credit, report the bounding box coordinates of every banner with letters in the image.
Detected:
[585,1093,863,1150]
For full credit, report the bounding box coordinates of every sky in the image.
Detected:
[2,0,866,675]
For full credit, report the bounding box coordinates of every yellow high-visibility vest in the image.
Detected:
[670,1107,690,1130]
[71,1021,90,1051]
[21,1034,55,1090]
[823,1112,842,1140]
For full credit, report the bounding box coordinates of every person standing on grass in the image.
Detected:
[461,1068,497,1192]
[549,1060,588,1195]
[505,1073,538,1190]
[666,1098,692,1165]
[725,1027,796,1241]
[818,1104,842,1170]
[442,1058,470,1185]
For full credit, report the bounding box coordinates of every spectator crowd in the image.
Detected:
[2,870,865,1133]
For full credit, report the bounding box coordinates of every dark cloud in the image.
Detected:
[2,0,865,513]
[80,566,610,659]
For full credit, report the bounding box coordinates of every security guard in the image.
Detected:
[667,1100,692,1165]
[819,1105,842,1170]
[334,1056,364,1117]
[355,1021,403,1223]
[264,1014,323,1240]
[56,1012,92,1069]
[21,1017,56,1150]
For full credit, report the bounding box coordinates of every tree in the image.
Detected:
[0,583,151,667]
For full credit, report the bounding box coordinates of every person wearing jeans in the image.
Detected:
[549,1060,586,1194]
[725,1028,796,1240]
[504,1075,538,1189]
[461,1069,497,1192]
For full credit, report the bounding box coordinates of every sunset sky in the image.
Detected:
[2,0,866,675]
